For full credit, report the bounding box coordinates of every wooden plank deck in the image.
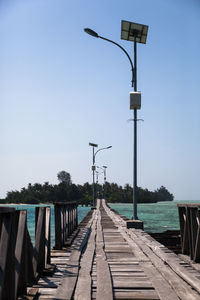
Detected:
[21,200,200,300]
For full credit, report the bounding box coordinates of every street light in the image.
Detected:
[89,142,98,208]
[89,143,112,207]
[97,166,107,199]
[85,21,148,221]
[103,165,107,184]
[100,165,108,199]
[95,170,99,198]
[121,20,148,220]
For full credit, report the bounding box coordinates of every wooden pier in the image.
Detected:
[1,200,200,299]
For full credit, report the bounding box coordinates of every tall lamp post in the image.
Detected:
[89,143,112,207]
[85,21,148,221]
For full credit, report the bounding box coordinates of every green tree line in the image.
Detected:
[1,171,174,205]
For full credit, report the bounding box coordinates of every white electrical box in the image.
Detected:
[130,91,141,110]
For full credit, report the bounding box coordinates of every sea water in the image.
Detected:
[3,200,200,246]
[110,200,200,232]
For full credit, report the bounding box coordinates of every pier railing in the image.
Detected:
[54,202,78,249]
[177,203,200,262]
[0,202,78,300]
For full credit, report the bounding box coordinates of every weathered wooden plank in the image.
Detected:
[127,230,200,300]
[140,261,179,300]
[96,209,113,300]
[178,253,200,272]
[74,212,97,300]
[135,229,200,296]
[54,211,96,300]
[93,290,160,300]
[102,201,196,300]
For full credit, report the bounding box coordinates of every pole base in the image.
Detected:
[126,220,143,230]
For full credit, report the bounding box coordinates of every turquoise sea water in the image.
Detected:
[3,204,91,247]
[3,201,200,246]
[110,200,200,232]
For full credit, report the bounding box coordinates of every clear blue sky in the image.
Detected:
[0,0,200,200]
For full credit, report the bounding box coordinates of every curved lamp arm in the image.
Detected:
[94,146,112,163]
[99,36,134,87]
[84,28,134,87]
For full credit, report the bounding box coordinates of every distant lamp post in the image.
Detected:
[89,143,112,207]
[89,142,98,208]
[103,165,107,179]
[85,21,148,221]
[97,165,107,199]
[95,170,100,198]
[103,165,107,199]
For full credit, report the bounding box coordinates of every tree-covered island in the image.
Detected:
[0,171,174,205]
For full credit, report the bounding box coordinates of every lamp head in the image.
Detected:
[84,28,99,38]
[107,146,112,149]
[89,142,98,147]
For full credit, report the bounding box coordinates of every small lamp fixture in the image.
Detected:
[121,20,148,44]
[84,28,99,38]
[89,142,98,147]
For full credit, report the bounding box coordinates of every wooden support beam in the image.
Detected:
[15,210,27,298]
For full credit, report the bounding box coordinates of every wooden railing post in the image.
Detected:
[194,210,200,262]
[54,204,62,249]
[34,206,51,274]
[0,208,16,300]
[69,205,72,235]
[45,207,51,266]
[178,205,189,254]
[76,203,78,227]
[177,203,200,262]
[33,207,45,275]
[73,204,76,230]
[14,210,28,298]
[189,207,198,260]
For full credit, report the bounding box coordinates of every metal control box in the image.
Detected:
[130,91,141,109]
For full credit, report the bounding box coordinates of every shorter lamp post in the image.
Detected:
[89,143,112,207]
[89,142,98,207]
